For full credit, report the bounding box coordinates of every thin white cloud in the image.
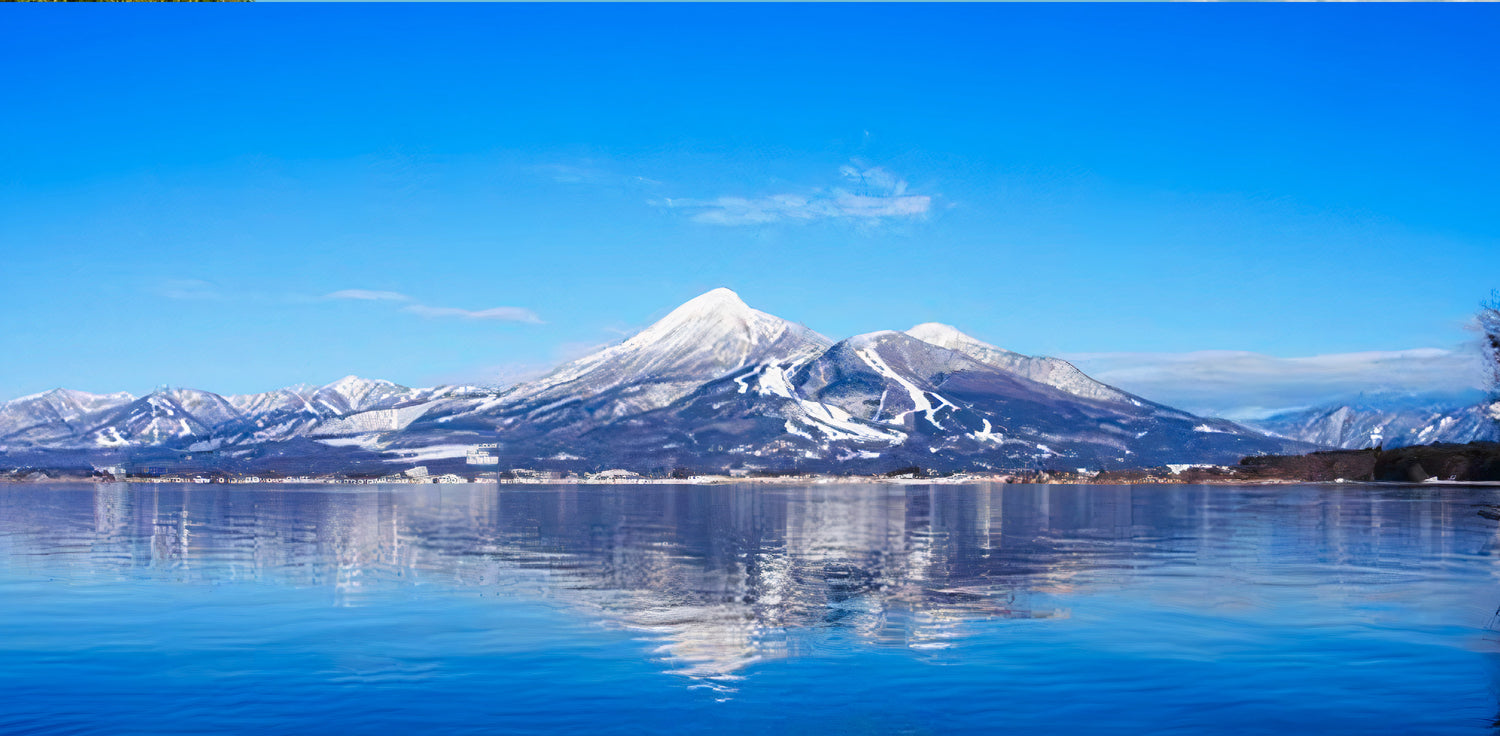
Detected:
[402,304,544,324]
[422,339,608,389]
[661,164,933,226]
[158,279,222,300]
[421,362,549,390]
[1065,345,1488,419]
[533,162,663,188]
[156,283,542,325]
[535,163,610,185]
[328,288,543,324]
[325,289,413,302]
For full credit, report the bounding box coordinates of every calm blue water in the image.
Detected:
[2,483,1499,734]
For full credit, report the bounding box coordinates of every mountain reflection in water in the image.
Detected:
[2,484,1067,679]
[3,482,1500,734]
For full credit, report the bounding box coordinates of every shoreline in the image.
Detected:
[3,476,1497,488]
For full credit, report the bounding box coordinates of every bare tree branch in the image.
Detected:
[1481,290,1500,398]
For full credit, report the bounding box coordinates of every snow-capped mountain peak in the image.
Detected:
[36,388,136,417]
[651,286,751,324]
[322,375,396,396]
[907,323,1023,359]
[312,376,413,415]
[0,389,136,445]
[904,323,1139,406]
[12,388,134,410]
[628,288,816,353]
[508,289,832,414]
[226,385,322,417]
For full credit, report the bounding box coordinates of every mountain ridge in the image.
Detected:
[0,288,1325,474]
[1250,399,1500,449]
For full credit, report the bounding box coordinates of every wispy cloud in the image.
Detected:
[154,282,543,324]
[328,288,542,324]
[660,164,933,226]
[421,338,610,389]
[325,289,413,303]
[532,162,662,188]
[158,279,223,301]
[1065,345,1488,419]
[401,304,543,323]
[318,289,545,324]
[535,163,611,185]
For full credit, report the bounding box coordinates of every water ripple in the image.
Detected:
[2,482,1500,733]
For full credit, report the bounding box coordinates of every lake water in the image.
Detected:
[2,482,1499,734]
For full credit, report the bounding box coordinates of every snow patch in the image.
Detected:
[854,347,949,429]
[94,426,128,447]
[380,444,472,463]
[783,420,817,442]
[1167,463,1217,475]
[794,399,906,443]
[313,403,433,436]
[317,435,384,451]
[968,418,1003,444]
[755,363,799,399]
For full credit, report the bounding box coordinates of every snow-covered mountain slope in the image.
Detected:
[0,389,135,446]
[906,323,1142,406]
[377,290,838,458]
[78,388,246,447]
[557,330,1309,474]
[215,385,340,446]
[0,376,467,452]
[201,379,486,447]
[1251,400,1500,449]
[500,288,832,421]
[227,385,321,418]
[795,331,1298,467]
[307,376,418,415]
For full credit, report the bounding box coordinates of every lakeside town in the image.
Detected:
[7,438,1498,486]
[0,465,1210,486]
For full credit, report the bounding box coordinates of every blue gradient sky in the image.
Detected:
[2,5,1497,413]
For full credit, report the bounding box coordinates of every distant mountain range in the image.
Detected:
[1248,397,1500,450]
[1,288,1355,476]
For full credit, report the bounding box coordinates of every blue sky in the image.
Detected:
[2,5,1497,416]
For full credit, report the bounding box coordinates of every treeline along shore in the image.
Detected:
[1233,441,1500,484]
